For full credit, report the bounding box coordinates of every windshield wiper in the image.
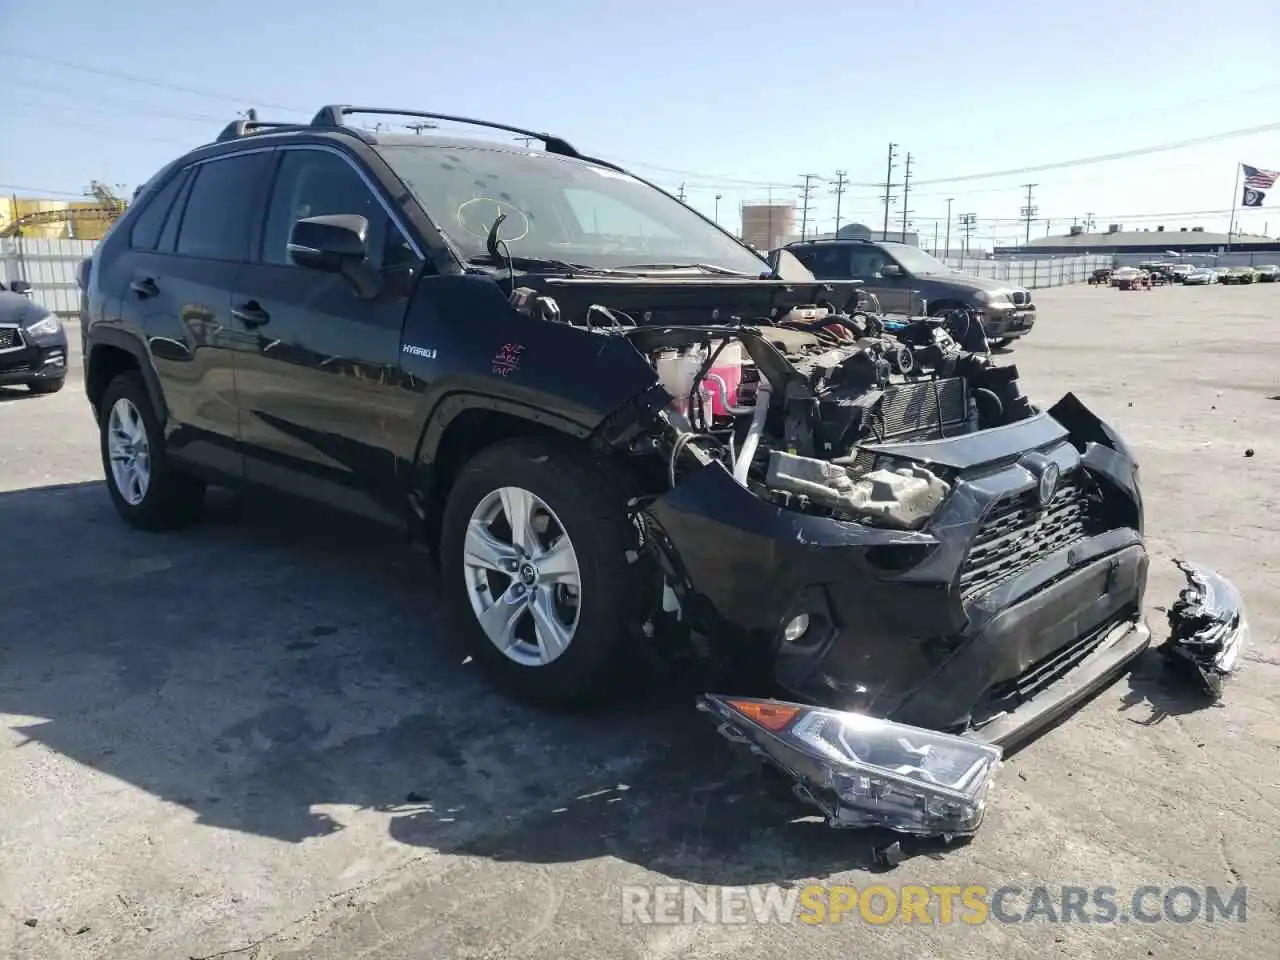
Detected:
[612,262,761,277]
[465,253,624,275]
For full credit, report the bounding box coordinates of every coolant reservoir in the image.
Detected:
[704,340,745,417]
[655,346,711,420]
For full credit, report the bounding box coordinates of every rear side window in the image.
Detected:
[129,170,188,251]
[175,153,272,261]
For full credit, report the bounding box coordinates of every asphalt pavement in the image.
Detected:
[1,284,1277,959]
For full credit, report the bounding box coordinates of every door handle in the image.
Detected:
[130,277,159,298]
[232,301,270,327]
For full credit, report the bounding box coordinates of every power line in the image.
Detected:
[959,213,978,254]
[798,174,821,241]
[0,49,306,114]
[1020,183,1039,244]
[6,52,1280,196]
[831,170,848,234]
[900,152,915,240]
[881,143,898,238]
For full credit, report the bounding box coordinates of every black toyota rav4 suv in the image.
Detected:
[82,106,1245,835]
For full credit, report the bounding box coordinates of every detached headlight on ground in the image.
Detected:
[24,313,62,337]
[697,695,1003,837]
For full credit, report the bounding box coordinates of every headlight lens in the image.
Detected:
[25,313,61,337]
[699,695,1002,836]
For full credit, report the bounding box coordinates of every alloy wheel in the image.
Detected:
[106,397,152,506]
[463,486,582,667]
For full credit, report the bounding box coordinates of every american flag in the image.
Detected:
[1243,164,1279,190]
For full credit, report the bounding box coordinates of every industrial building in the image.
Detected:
[739,200,796,251]
[1,187,126,240]
[997,223,1280,257]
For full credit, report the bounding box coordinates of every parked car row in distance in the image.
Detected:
[1090,263,1278,289]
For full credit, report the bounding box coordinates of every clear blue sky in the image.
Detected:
[2,0,1278,243]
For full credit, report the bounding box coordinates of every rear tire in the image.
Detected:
[439,436,647,709]
[27,377,65,395]
[98,372,205,531]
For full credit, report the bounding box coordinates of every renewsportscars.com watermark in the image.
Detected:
[621,884,1248,926]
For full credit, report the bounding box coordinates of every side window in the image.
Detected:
[261,149,414,269]
[156,171,194,254]
[793,246,850,280]
[850,250,889,279]
[175,153,272,261]
[128,169,188,251]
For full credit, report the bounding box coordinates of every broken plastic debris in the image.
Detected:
[1161,560,1249,699]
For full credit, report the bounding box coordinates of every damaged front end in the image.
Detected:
[1163,560,1249,698]
[515,275,1248,839]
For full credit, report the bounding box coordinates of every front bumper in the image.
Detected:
[0,323,69,386]
[641,395,1249,836]
[981,303,1036,340]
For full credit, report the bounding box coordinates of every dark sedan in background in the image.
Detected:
[0,289,69,395]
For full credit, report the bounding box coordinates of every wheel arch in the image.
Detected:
[86,328,168,425]
[410,392,594,553]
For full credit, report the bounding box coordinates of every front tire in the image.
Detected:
[98,372,205,530]
[439,437,647,708]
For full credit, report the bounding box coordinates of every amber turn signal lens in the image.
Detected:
[726,699,801,732]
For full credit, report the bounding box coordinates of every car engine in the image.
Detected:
[509,283,1035,531]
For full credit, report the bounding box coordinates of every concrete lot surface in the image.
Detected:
[1,283,1277,959]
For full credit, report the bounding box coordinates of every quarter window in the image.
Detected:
[129,169,188,251]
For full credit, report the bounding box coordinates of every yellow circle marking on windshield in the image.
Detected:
[456,197,531,242]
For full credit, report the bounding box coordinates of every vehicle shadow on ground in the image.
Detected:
[0,480,921,891]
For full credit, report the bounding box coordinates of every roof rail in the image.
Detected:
[215,119,308,143]
[310,105,582,158]
[785,236,874,245]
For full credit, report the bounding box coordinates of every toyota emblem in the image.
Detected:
[1038,461,1060,506]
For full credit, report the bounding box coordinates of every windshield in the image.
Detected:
[375,143,768,275]
[881,243,952,275]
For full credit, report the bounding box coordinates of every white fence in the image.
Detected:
[0,237,96,316]
[939,255,1112,289]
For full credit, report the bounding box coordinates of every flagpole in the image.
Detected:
[1226,162,1241,254]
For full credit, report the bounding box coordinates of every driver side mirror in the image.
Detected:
[9,279,32,296]
[879,263,903,278]
[288,214,369,273]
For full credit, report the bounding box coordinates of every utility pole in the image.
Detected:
[1085,211,1096,232]
[959,212,978,254]
[798,173,820,241]
[900,153,914,243]
[831,170,848,234]
[881,143,898,239]
[944,197,953,257]
[1020,183,1039,245]
[677,182,687,203]
[714,193,722,224]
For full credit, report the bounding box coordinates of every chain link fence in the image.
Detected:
[938,255,1112,289]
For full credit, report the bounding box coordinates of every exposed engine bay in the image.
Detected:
[512,276,1034,530]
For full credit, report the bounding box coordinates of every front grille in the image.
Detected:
[0,327,22,351]
[0,360,32,375]
[1010,291,1031,306]
[959,471,1104,599]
